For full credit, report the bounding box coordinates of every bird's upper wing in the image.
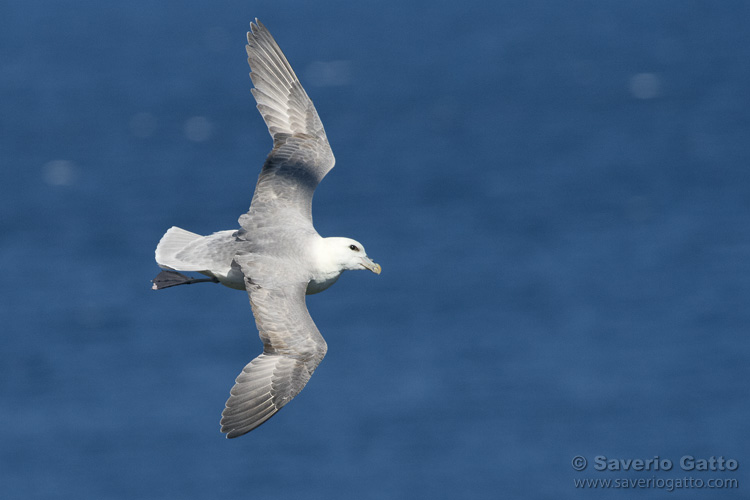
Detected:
[220,254,327,438]
[238,19,335,234]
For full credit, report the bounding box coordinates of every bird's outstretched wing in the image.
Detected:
[239,19,335,234]
[220,254,327,438]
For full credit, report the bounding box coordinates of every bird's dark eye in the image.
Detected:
[349,244,360,252]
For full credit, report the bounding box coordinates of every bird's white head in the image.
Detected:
[319,237,381,275]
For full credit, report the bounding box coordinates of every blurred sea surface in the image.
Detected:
[1,1,749,498]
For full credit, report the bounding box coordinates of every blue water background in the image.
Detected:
[2,1,749,498]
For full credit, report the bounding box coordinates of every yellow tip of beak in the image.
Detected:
[362,259,381,274]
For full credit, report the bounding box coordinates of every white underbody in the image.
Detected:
[155,226,343,294]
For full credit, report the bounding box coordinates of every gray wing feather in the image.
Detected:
[220,254,327,438]
[239,20,335,232]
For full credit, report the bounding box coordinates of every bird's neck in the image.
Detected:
[306,237,345,294]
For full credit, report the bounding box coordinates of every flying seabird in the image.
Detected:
[152,19,380,438]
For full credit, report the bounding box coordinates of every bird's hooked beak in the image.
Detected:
[361,257,382,274]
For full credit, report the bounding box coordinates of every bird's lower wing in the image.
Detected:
[220,254,327,438]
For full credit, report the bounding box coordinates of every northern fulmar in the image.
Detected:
[152,19,380,438]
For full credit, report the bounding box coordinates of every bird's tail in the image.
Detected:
[154,226,203,270]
